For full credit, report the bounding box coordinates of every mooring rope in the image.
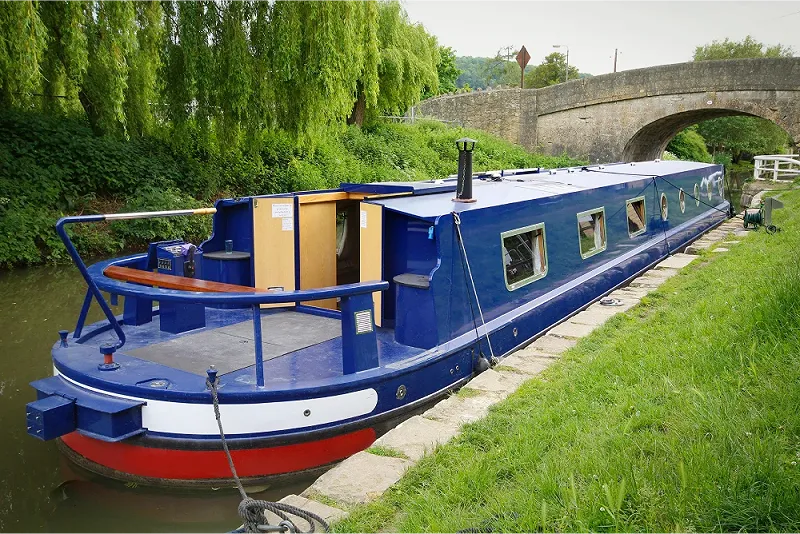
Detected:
[453,212,497,364]
[206,371,330,533]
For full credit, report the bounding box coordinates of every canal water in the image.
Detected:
[0,265,310,532]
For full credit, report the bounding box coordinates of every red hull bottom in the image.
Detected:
[59,428,377,487]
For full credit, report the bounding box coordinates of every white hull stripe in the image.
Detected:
[54,368,378,437]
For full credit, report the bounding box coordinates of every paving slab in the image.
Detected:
[463,368,529,395]
[547,321,597,339]
[610,287,648,301]
[723,240,741,245]
[569,309,614,326]
[527,334,577,355]
[712,247,730,252]
[270,494,348,529]
[372,415,460,462]
[656,253,696,269]
[499,353,556,375]
[628,276,666,289]
[423,389,505,425]
[301,451,412,505]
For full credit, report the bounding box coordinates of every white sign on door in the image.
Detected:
[272,203,293,218]
[360,210,367,229]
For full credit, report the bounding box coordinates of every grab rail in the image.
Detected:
[56,209,217,349]
[92,258,388,305]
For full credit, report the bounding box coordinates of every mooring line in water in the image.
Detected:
[453,212,497,365]
[206,367,330,534]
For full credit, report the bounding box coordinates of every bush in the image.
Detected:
[0,111,586,267]
[112,184,213,247]
[666,128,713,163]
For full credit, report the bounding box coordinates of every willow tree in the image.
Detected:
[371,1,439,119]
[267,1,379,144]
[125,0,163,136]
[214,1,253,147]
[80,1,137,135]
[0,1,47,108]
[39,1,89,114]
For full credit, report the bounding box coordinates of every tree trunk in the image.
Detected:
[347,83,365,126]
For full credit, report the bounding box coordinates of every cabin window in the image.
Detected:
[718,178,724,198]
[706,181,712,201]
[679,189,686,213]
[694,184,700,207]
[660,193,668,220]
[626,197,646,237]
[577,208,607,259]
[501,223,547,290]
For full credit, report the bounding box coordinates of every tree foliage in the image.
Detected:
[693,35,793,61]
[430,46,461,95]
[524,52,579,88]
[0,1,48,108]
[696,117,792,161]
[455,50,528,90]
[373,1,438,117]
[0,0,440,146]
[666,127,712,162]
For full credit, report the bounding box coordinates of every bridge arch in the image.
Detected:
[622,105,794,162]
[415,58,800,162]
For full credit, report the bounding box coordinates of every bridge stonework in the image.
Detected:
[416,58,800,163]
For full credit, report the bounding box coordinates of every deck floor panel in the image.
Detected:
[127,311,342,376]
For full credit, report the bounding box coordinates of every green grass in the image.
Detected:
[334,191,800,533]
[367,446,409,459]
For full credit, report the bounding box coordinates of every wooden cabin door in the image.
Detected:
[359,202,383,327]
[252,197,295,308]
[298,196,338,310]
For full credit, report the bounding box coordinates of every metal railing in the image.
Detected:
[56,210,388,386]
[753,154,800,181]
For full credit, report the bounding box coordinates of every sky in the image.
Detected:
[402,1,800,76]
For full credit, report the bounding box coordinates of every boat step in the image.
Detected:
[27,376,144,442]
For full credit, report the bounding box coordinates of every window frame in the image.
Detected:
[500,222,548,291]
[660,193,669,221]
[694,184,700,207]
[626,196,647,238]
[576,207,607,260]
[679,188,686,213]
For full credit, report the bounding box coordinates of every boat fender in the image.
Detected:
[474,354,491,373]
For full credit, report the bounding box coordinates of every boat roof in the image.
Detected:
[348,160,718,220]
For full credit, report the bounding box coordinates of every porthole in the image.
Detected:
[694,184,700,207]
[660,193,668,221]
[679,189,686,213]
[718,178,724,199]
[707,180,712,201]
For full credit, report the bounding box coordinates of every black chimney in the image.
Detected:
[454,137,477,203]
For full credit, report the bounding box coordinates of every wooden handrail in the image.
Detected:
[105,265,264,293]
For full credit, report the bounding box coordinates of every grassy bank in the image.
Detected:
[335,190,800,532]
[0,112,580,267]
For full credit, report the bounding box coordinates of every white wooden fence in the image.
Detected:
[753,154,800,181]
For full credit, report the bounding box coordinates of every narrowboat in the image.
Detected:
[26,141,729,486]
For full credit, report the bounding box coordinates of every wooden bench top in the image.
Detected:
[105,265,265,293]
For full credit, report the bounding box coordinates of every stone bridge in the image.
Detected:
[415,58,800,162]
